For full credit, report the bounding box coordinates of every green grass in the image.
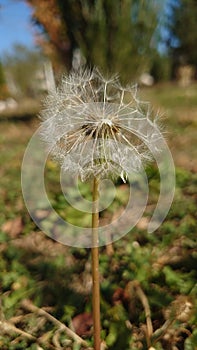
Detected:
[140,82,197,109]
[0,83,196,349]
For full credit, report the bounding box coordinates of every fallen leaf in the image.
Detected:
[136,217,149,230]
[1,216,23,238]
[72,313,93,337]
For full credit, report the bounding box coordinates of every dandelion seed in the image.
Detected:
[40,67,162,181]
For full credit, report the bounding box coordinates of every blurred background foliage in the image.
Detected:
[0,0,197,100]
[22,0,167,82]
[2,45,45,98]
[0,0,197,349]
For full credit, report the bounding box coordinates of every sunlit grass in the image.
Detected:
[0,83,196,349]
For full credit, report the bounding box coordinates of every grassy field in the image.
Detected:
[0,83,196,349]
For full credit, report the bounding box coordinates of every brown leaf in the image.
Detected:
[1,217,23,238]
[72,313,93,337]
[136,217,149,230]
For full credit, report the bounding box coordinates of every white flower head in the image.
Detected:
[40,67,162,182]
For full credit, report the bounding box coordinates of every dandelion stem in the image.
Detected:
[91,176,101,350]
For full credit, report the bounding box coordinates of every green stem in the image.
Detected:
[91,176,101,350]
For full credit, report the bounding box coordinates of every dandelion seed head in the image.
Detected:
[40,67,162,181]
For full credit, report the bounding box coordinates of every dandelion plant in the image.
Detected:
[39,67,164,349]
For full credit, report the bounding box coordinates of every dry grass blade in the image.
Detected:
[21,299,92,348]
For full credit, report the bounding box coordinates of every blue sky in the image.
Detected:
[0,0,36,57]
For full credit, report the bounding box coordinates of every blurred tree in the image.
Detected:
[0,60,9,99]
[168,0,197,71]
[150,51,172,82]
[0,60,5,86]
[3,45,45,98]
[25,0,161,82]
[25,0,70,72]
